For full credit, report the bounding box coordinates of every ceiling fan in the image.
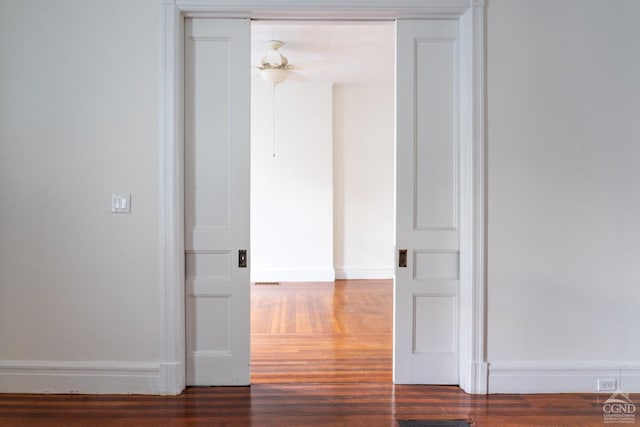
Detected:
[253,40,303,158]
[255,40,302,85]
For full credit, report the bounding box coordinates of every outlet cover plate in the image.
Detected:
[597,378,617,392]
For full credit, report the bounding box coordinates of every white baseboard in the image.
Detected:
[0,360,183,395]
[488,360,640,393]
[251,268,335,282]
[334,267,394,280]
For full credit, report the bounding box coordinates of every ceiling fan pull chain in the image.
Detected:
[272,83,276,158]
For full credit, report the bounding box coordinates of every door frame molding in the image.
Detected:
[159,0,487,395]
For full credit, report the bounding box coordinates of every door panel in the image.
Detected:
[395,19,460,384]
[184,18,251,386]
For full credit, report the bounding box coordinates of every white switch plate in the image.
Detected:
[111,193,131,214]
[597,378,617,392]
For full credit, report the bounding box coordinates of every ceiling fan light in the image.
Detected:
[260,68,290,85]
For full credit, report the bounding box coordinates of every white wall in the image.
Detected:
[487,0,640,392]
[250,80,395,282]
[333,84,394,279]
[250,81,335,282]
[0,0,162,393]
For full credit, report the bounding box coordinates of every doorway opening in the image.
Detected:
[249,20,395,383]
[169,4,485,393]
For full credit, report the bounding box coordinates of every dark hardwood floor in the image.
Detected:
[1,383,625,426]
[0,280,636,426]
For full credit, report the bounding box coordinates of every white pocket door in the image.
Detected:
[184,18,251,386]
[395,19,460,384]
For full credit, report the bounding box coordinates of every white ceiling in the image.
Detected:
[251,21,395,85]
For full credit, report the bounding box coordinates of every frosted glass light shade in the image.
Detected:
[260,68,290,84]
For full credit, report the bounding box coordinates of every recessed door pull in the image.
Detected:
[398,249,408,268]
[239,250,247,268]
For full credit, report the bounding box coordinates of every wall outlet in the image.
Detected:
[597,378,617,392]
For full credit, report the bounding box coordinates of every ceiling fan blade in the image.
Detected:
[291,59,333,70]
[287,70,306,82]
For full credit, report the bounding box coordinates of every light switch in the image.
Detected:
[111,193,131,214]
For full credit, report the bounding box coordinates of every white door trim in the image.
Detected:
[159,0,487,395]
